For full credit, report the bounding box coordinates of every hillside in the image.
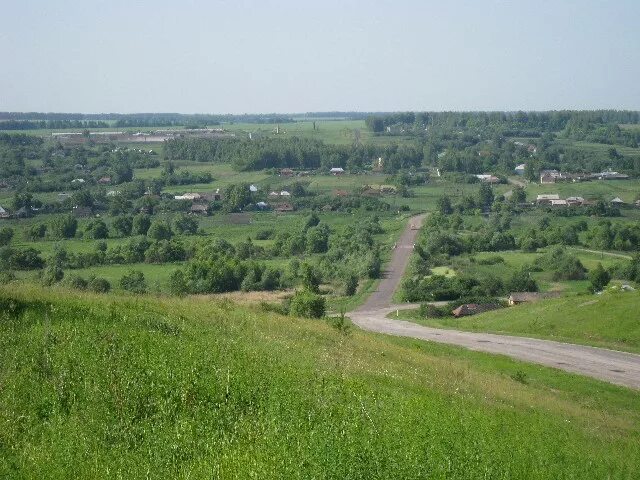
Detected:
[1,284,640,478]
[395,290,640,353]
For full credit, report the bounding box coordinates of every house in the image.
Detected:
[592,171,630,180]
[0,206,10,219]
[476,174,500,184]
[514,164,526,175]
[97,176,111,185]
[274,203,294,212]
[566,196,585,206]
[536,194,560,205]
[550,199,568,207]
[174,193,201,201]
[280,168,294,177]
[451,303,499,317]
[71,178,85,184]
[72,206,92,218]
[15,206,30,218]
[540,173,556,184]
[280,190,291,197]
[329,167,345,175]
[611,197,626,205]
[201,189,222,201]
[256,201,269,210]
[268,191,280,197]
[249,184,258,192]
[508,292,561,305]
[190,204,209,215]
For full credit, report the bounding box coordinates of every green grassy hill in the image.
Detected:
[395,290,640,353]
[1,285,640,478]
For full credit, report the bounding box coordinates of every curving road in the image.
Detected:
[351,214,640,389]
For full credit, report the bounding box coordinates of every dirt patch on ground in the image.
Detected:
[192,290,293,305]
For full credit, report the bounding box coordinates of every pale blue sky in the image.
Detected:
[1,0,639,113]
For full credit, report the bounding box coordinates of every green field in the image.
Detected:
[1,284,640,478]
[394,290,640,353]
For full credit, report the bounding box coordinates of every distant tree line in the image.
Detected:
[164,137,423,172]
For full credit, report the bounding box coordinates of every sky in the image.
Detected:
[1,0,639,114]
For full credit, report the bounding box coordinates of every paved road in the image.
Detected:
[351,214,640,389]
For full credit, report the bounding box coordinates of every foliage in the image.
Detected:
[119,270,148,294]
[289,289,326,318]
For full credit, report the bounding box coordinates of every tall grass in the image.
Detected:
[1,285,639,478]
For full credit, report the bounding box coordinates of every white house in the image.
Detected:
[280,190,291,196]
[71,178,85,184]
[330,167,345,175]
[514,164,526,175]
[174,193,201,201]
[249,184,258,192]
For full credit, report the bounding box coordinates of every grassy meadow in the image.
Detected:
[1,284,640,478]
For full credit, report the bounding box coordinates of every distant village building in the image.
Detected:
[256,201,269,209]
[249,184,258,192]
[611,197,626,205]
[451,303,499,317]
[72,206,92,218]
[536,194,560,205]
[0,206,10,219]
[508,292,561,305]
[97,176,111,185]
[190,204,209,215]
[329,167,345,175]
[593,171,630,180]
[71,178,85,184]
[174,193,201,201]
[514,164,526,175]
[476,174,500,184]
[274,203,294,212]
[550,199,568,207]
[280,190,291,196]
[566,196,585,206]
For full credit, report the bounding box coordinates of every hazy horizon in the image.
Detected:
[2,0,639,113]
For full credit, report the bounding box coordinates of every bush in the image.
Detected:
[173,215,199,235]
[418,303,447,318]
[119,270,147,294]
[41,264,64,286]
[0,227,14,246]
[290,290,326,318]
[0,271,16,284]
[66,274,88,290]
[589,263,611,292]
[147,220,173,241]
[87,276,111,293]
[255,229,274,240]
[475,255,505,265]
[84,219,109,239]
[344,274,358,296]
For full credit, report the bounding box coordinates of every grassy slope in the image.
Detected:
[1,285,640,478]
[394,291,640,353]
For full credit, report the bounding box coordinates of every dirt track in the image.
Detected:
[351,215,640,390]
